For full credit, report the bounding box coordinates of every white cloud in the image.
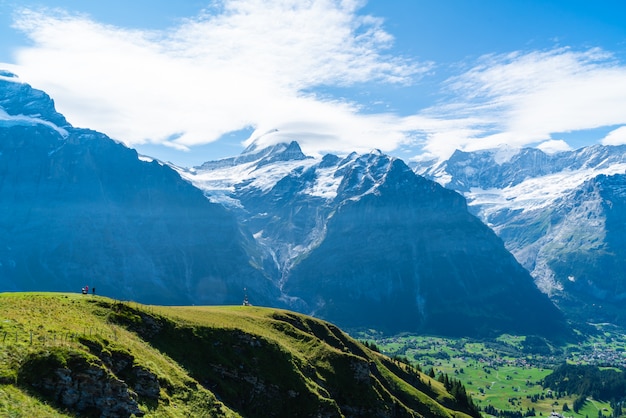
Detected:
[602,126,626,146]
[536,139,572,154]
[6,3,626,165]
[7,1,429,160]
[423,48,626,159]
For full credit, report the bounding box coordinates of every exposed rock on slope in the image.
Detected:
[19,348,148,418]
[283,157,562,336]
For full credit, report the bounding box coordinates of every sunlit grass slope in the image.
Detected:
[0,292,475,417]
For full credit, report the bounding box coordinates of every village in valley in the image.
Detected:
[356,327,626,417]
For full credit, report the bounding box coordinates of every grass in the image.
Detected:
[0,292,477,418]
[0,292,241,417]
[147,305,474,417]
[0,384,69,418]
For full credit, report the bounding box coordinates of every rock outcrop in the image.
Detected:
[18,348,146,418]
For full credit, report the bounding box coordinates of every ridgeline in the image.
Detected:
[0,292,477,417]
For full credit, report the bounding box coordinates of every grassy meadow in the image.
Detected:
[0,292,238,417]
[0,292,476,418]
[2,291,624,417]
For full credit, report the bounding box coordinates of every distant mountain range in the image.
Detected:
[414,145,626,326]
[0,72,566,337]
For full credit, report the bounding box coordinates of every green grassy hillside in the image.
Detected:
[0,293,476,418]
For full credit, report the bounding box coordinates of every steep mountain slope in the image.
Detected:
[0,292,478,418]
[414,146,626,325]
[181,142,565,337]
[0,72,278,306]
[513,173,626,324]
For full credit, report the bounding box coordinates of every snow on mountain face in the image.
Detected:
[0,72,69,128]
[416,145,626,193]
[0,74,69,137]
[414,145,626,235]
[181,143,565,337]
[175,143,398,274]
[177,142,318,206]
[178,142,380,206]
[414,145,626,326]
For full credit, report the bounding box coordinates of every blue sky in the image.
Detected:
[1,0,626,166]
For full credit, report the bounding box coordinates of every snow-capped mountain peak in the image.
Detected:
[415,143,626,326]
[176,142,400,208]
[0,72,69,129]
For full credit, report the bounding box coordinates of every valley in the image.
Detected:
[362,327,626,417]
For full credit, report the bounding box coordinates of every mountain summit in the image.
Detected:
[181,143,566,337]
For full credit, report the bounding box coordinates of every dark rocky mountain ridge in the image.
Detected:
[0,73,279,306]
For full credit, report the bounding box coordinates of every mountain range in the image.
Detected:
[0,72,566,337]
[176,140,563,337]
[414,145,626,326]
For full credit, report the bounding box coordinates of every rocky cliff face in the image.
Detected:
[537,174,626,324]
[183,142,565,336]
[0,74,279,306]
[414,145,626,326]
[18,343,158,418]
[282,156,562,335]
